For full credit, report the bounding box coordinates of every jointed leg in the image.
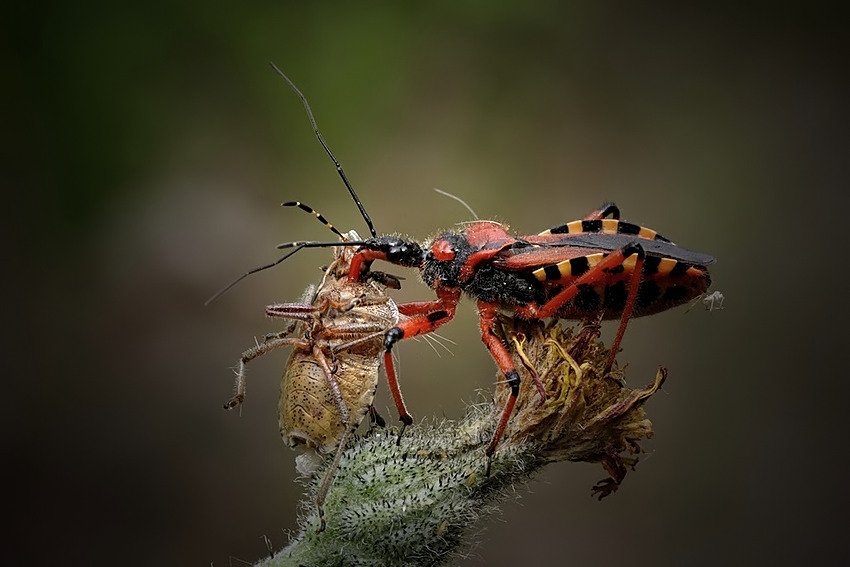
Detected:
[381,287,462,439]
[311,344,351,427]
[517,242,646,373]
[477,302,522,470]
[383,350,413,440]
[225,334,307,409]
[315,420,354,533]
[310,345,356,532]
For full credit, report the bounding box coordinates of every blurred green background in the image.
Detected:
[4,2,847,565]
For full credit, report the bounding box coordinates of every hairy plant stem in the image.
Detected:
[257,318,667,567]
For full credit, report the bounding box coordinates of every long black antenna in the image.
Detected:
[269,61,377,238]
[281,201,345,238]
[205,64,382,306]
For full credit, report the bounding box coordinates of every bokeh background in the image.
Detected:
[5,2,847,565]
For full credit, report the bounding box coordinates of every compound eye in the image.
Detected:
[430,239,455,262]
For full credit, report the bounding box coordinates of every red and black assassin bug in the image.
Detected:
[216,63,716,464]
[339,206,714,460]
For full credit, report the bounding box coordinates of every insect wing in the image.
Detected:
[525,232,716,266]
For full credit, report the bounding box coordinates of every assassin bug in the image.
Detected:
[334,206,715,462]
[223,223,406,532]
[219,63,715,469]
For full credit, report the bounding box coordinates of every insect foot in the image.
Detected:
[269,318,667,566]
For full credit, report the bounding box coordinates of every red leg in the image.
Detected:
[604,251,644,372]
[346,238,425,283]
[347,249,387,282]
[382,287,462,440]
[477,302,522,469]
[383,349,413,437]
[516,242,646,373]
[387,287,462,342]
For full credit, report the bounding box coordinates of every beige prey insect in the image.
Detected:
[225,229,405,531]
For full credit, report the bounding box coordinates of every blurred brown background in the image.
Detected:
[4,2,847,565]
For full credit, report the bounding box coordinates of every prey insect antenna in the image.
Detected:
[205,240,367,306]
[204,244,308,306]
[269,61,377,238]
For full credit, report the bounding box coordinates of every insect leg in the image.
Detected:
[368,405,386,428]
[381,288,462,439]
[345,237,424,283]
[385,289,462,348]
[310,345,355,533]
[518,242,646,373]
[229,303,326,410]
[265,303,322,319]
[314,423,353,532]
[478,302,522,471]
[225,334,308,409]
[310,344,352,427]
[382,351,413,441]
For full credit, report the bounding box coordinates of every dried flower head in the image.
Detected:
[491,316,666,497]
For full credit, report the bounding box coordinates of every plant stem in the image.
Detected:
[257,319,666,567]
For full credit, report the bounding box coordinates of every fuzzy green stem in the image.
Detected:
[257,319,666,567]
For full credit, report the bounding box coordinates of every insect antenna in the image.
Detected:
[433,188,479,220]
[206,184,366,306]
[269,61,377,238]
[204,239,367,306]
[281,201,344,238]
[206,63,381,307]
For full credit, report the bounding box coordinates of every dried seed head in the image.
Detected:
[491,317,667,496]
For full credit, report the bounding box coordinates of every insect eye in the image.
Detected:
[430,240,456,262]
